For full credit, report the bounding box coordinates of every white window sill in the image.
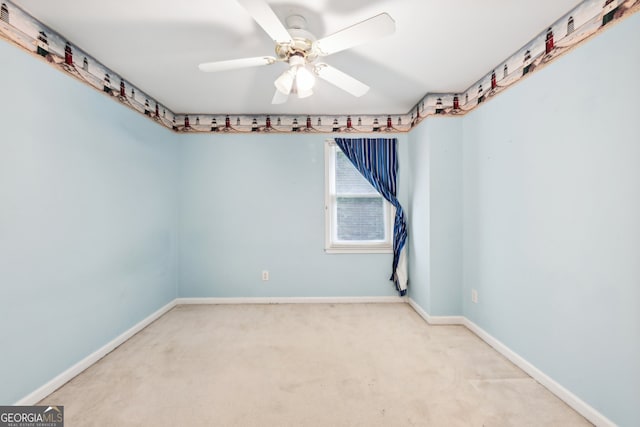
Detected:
[325,246,393,254]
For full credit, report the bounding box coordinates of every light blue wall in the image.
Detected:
[462,14,640,426]
[408,118,462,315]
[407,126,431,309]
[0,42,179,404]
[178,132,409,297]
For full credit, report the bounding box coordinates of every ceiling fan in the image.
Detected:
[198,0,396,104]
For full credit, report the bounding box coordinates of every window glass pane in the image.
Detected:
[335,151,377,195]
[336,197,385,241]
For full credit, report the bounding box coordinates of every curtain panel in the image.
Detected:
[334,137,407,295]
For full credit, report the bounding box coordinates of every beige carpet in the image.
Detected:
[40,303,590,426]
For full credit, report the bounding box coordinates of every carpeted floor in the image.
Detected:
[39,303,590,426]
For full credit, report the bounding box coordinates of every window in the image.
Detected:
[324,140,393,253]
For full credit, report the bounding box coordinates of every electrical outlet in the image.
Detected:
[262,270,269,281]
[471,289,478,304]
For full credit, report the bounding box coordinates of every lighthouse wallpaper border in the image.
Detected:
[412,0,640,128]
[0,0,638,134]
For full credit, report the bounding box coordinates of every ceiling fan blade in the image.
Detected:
[271,88,289,104]
[198,56,276,72]
[314,63,370,97]
[314,13,395,56]
[236,0,293,44]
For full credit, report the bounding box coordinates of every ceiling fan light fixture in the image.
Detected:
[295,65,316,93]
[274,68,295,95]
[296,86,313,99]
[288,54,306,67]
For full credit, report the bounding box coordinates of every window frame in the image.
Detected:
[324,140,394,254]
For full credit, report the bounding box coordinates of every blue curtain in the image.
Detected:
[335,138,407,296]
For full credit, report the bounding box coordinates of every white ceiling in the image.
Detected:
[14,0,582,115]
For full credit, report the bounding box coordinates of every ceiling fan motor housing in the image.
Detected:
[275,15,318,62]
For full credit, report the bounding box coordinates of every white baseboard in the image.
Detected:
[462,318,614,427]
[407,298,465,325]
[14,299,177,405]
[14,296,401,404]
[407,298,613,426]
[175,296,407,305]
[16,296,614,427]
